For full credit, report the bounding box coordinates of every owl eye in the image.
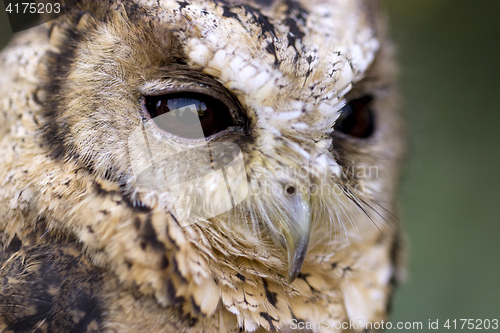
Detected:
[144,92,234,139]
[334,96,374,138]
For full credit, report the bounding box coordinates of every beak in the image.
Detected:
[278,186,312,283]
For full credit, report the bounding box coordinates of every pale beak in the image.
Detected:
[279,186,312,283]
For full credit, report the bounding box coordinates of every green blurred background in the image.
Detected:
[382,0,500,329]
[1,0,499,330]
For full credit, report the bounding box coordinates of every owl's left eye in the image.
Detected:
[143,92,235,139]
[334,95,374,138]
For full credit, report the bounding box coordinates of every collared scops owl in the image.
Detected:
[0,0,405,332]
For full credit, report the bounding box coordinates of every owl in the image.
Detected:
[0,0,405,332]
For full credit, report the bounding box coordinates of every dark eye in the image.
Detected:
[334,95,374,138]
[144,92,234,139]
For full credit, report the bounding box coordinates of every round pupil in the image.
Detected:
[145,93,233,139]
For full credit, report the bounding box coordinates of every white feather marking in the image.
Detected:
[287,141,310,160]
[247,71,270,92]
[292,123,309,130]
[239,65,257,81]
[188,41,210,66]
[254,78,276,101]
[229,56,246,73]
[210,49,228,69]
[335,60,353,93]
[228,306,240,315]
[205,31,222,46]
[339,83,353,98]
[270,110,302,122]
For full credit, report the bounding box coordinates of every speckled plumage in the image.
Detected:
[0,0,405,332]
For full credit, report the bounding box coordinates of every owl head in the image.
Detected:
[4,0,405,330]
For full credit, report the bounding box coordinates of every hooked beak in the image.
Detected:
[278,186,312,283]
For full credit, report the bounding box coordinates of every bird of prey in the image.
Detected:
[0,0,405,332]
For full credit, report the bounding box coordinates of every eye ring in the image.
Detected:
[334,95,375,138]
